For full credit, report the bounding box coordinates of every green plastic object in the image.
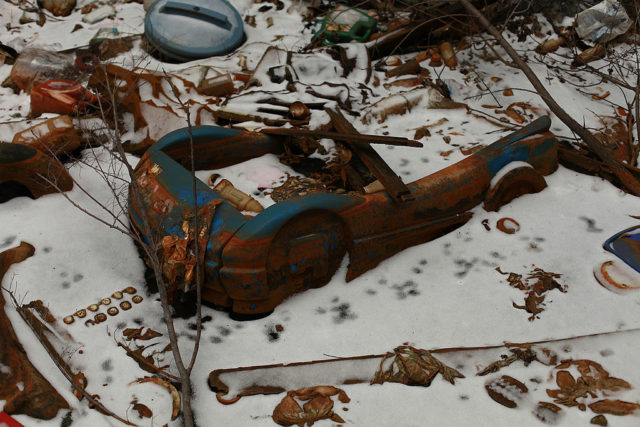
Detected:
[317,5,376,45]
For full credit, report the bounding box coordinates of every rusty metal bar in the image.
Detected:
[326,108,414,203]
[261,128,423,148]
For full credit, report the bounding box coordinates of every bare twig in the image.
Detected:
[162,71,203,425]
[460,0,640,196]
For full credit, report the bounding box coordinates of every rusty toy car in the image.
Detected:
[129,116,557,316]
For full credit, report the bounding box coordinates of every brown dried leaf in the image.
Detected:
[129,377,180,420]
[72,372,88,401]
[133,402,153,418]
[413,126,431,140]
[592,91,610,100]
[123,327,162,341]
[486,375,528,408]
[556,371,576,389]
[590,414,608,426]
[589,400,640,416]
[272,386,349,427]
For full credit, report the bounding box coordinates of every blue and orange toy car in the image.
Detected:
[129,116,557,316]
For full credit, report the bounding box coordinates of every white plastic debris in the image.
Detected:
[81,4,116,24]
[575,0,631,43]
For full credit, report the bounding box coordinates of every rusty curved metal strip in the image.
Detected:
[0,242,70,420]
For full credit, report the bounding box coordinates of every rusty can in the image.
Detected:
[12,115,81,156]
[30,79,98,116]
[199,73,235,97]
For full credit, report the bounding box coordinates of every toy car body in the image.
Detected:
[129,116,557,315]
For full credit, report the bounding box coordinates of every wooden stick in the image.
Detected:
[326,108,414,203]
[459,0,640,196]
[261,128,423,148]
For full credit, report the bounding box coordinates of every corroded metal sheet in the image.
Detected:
[0,243,69,419]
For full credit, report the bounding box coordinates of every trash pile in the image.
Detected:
[1,0,640,426]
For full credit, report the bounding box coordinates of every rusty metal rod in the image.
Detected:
[261,128,423,148]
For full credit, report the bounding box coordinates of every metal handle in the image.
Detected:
[160,1,229,27]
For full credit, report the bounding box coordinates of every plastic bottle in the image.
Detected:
[10,48,80,93]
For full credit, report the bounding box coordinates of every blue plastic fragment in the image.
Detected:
[604,225,640,273]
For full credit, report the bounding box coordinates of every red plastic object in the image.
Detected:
[30,79,98,116]
[0,412,24,427]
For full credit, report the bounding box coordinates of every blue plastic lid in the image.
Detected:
[145,0,244,61]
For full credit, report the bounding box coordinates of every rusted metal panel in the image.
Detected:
[0,143,73,202]
[129,116,558,316]
[0,243,69,419]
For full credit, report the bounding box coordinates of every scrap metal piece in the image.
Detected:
[261,128,423,148]
[0,143,73,202]
[0,242,70,419]
[327,107,414,203]
[12,115,81,156]
[484,164,547,212]
[594,260,640,293]
[496,217,520,234]
[603,225,640,273]
[30,79,98,116]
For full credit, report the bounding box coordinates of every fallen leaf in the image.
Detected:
[589,400,640,416]
[592,91,610,100]
[123,327,162,341]
[129,377,180,420]
[72,372,88,401]
[485,375,528,408]
[133,402,153,418]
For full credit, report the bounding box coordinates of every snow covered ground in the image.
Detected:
[1,1,640,426]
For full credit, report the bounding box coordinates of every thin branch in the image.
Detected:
[162,72,203,377]
[459,0,640,196]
